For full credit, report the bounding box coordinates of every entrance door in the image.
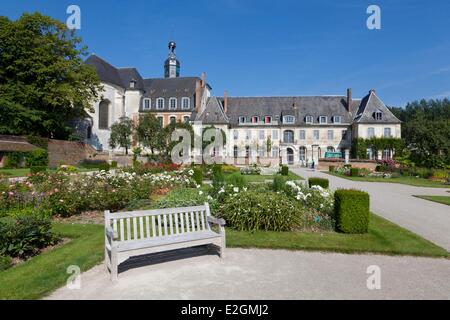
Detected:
[287,148,294,165]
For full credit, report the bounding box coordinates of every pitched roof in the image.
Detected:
[0,135,40,152]
[354,91,401,123]
[195,97,229,124]
[222,96,355,126]
[85,55,144,90]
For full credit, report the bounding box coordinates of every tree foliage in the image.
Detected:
[0,13,102,139]
[136,113,165,154]
[109,117,133,155]
[389,99,450,167]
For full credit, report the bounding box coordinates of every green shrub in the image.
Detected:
[79,159,108,169]
[0,255,12,271]
[57,165,77,173]
[192,167,203,185]
[226,172,247,189]
[30,166,47,175]
[25,149,48,167]
[272,175,287,192]
[111,161,118,168]
[212,164,224,188]
[221,165,240,174]
[4,152,26,168]
[344,164,352,169]
[0,215,58,258]
[220,190,303,231]
[98,163,110,172]
[27,135,48,150]
[329,165,335,172]
[334,189,370,234]
[308,177,329,189]
[155,188,208,209]
[281,165,289,176]
[350,168,359,177]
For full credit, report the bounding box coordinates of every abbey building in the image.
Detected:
[80,41,401,165]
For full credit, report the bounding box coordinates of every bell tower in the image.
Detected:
[164,41,180,78]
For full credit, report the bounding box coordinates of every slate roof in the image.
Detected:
[195,97,229,124]
[354,91,401,124]
[221,96,355,126]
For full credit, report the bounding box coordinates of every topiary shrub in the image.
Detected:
[281,165,289,176]
[220,190,303,231]
[350,168,359,177]
[334,189,370,234]
[308,177,329,189]
[25,149,48,167]
[193,167,203,185]
[30,166,47,175]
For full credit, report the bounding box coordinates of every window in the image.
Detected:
[299,147,306,161]
[384,127,392,137]
[374,111,383,120]
[170,116,176,124]
[283,116,295,124]
[245,146,250,158]
[182,97,190,109]
[239,116,246,124]
[283,130,294,143]
[233,146,238,158]
[98,100,109,129]
[246,130,252,140]
[334,116,342,123]
[272,130,279,140]
[157,116,163,126]
[319,116,327,124]
[157,98,164,109]
[259,130,265,140]
[252,116,259,123]
[327,130,334,140]
[305,116,313,124]
[265,116,272,124]
[299,130,306,140]
[367,148,375,160]
[258,145,265,157]
[313,130,319,140]
[143,98,151,110]
[383,149,392,160]
[367,127,375,138]
[183,116,190,123]
[169,97,177,110]
[233,130,239,140]
[272,146,279,158]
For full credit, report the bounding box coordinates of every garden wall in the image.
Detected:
[318,159,377,171]
[47,139,99,167]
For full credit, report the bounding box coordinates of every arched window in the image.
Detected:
[327,146,335,152]
[183,116,190,123]
[283,116,295,124]
[170,116,177,124]
[283,130,294,143]
[169,97,177,110]
[98,100,109,129]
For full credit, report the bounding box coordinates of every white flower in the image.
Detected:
[198,191,204,195]
[233,187,239,193]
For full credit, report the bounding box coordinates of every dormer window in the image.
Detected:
[130,79,136,89]
[283,116,295,124]
[265,116,272,124]
[239,116,246,124]
[374,111,383,120]
[252,116,259,123]
[156,98,164,110]
[182,97,190,109]
[319,116,327,124]
[143,98,151,110]
[305,116,313,124]
[169,97,177,110]
[333,116,342,124]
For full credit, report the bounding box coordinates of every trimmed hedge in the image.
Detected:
[350,168,359,177]
[334,189,370,234]
[308,177,329,189]
[281,165,289,176]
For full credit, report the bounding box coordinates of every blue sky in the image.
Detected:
[2,0,450,106]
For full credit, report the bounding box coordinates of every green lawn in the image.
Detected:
[0,167,98,178]
[414,195,450,206]
[227,214,449,258]
[225,171,303,184]
[0,223,104,300]
[325,171,449,188]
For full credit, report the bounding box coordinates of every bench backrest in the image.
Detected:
[105,203,211,242]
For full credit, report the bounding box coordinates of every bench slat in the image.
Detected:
[200,211,206,231]
[127,218,131,241]
[145,216,150,239]
[152,216,156,238]
[174,213,179,234]
[139,217,144,239]
[169,214,173,235]
[157,215,162,237]
[180,211,185,234]
[195,211,200,231]
[120,219,124,241]
[133,218,138,240]
[107,205,207,219]
[163,214,168,237]
[185,212,190,233]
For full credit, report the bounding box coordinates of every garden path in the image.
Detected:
[291,167,450,251]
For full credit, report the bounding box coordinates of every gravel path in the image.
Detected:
[292,167,450,251]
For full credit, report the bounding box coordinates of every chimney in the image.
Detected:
[224,90,228,114]
[201,72,206,88]
[195,79,201,112]
[347,88,352,113]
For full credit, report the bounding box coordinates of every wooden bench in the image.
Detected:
[104,203,225,280]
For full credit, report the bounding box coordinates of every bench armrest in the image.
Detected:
[207,215,226,227]
[105,225,118,240]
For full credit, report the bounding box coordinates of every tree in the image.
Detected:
[0,13,102,139]
[109,117,133,155]
[136,113,164,155]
